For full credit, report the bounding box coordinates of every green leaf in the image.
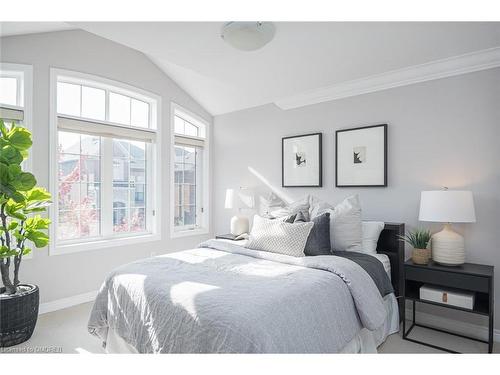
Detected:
[398,228,432,248]
[6,126,32,151]
[22,247,32,256]
[11,172,37,191]
[0,119,7,138]
[8,164,22,177]
[25,216,51,230]
[0,145,23,165]
[0,162,11,182]
[7,221,18,231]
[0,251,18,259]
[0,246,17,258]
[5,203,27,220]
[10,191,26,203]
[26,230,49,248]
[25,187,52,202]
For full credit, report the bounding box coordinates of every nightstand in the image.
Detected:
[403,260,494,353]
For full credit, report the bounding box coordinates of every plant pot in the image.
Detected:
[412,248,431,265]
[0,284,39,347]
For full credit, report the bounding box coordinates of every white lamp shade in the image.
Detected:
[224,189,235,209]
[419,190,476,223]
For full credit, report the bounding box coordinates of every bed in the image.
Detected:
[88,222,404,353]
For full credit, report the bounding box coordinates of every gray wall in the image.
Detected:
[213,68,500,329]
[0,30,214,304]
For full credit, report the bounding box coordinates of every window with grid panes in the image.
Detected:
[172,106,208,234]
[52,71,159,252]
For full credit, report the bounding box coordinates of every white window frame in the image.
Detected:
[49,68,162,255]
[170,102,210,238]
[0,63,33,260]
[0,62,33,171]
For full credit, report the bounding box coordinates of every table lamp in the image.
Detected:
[419,189,476,266]
[225,188,254,235]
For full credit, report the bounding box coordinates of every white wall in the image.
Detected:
[213,68,500,328]
[0,30,214,304]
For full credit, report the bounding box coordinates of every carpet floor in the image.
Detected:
[1,302,497,354]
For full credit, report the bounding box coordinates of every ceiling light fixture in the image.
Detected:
[221,22,275,51]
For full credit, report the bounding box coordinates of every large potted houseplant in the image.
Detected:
[0,119,51,347]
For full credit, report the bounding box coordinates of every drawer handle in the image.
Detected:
[442,292,448,303]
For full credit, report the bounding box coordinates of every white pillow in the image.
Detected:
[269,195,310,219]
[362,221,385,254]
[308,195,332,219]
[247,215,314,257]
[310,195,363,252]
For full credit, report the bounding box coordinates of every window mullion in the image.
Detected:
[196,147,203,228]
[101,137,114,237]
[146,143,153,233]
[17,77,22,107]
[104,89,110,122]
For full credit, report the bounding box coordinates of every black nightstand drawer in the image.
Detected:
[405,266,489,293]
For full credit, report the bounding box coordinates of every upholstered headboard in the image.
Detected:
[376,222,405,319]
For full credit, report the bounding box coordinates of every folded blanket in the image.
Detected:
[88,239,387,353]
[331,250,394,296]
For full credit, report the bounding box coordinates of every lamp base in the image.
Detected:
[230,215,249,236]
[431,224,465,266]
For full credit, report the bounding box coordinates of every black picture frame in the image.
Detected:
[335,124,387,187]
[282,133,322,187]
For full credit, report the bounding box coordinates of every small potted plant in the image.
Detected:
[0,119,51,347]
[398,228,432,265]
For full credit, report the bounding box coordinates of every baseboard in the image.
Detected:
[405,308,500,343]
[39,290,97,315]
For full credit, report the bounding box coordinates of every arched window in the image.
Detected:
[50,68,161,254]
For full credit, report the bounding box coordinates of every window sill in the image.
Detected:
[50,233,161,256]
[170,228,209,239]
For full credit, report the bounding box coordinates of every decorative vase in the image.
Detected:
[431,224,465,266]
[412,248,431,265]
[0,284,39,347]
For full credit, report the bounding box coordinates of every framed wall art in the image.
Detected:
[282,133,322,187]
[335,124,387,187]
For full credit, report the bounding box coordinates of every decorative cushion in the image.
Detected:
[301,212,331,256]
[247,215,314,257]
[362,221,385,254]
[310,195,363,252]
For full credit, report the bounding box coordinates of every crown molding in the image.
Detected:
[275,47,500,110]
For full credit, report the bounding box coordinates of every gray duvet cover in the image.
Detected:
[88,239,387,353]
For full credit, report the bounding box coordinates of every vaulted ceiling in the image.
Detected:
[2,22,500,115]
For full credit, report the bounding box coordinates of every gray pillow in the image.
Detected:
[298,212,331,256]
